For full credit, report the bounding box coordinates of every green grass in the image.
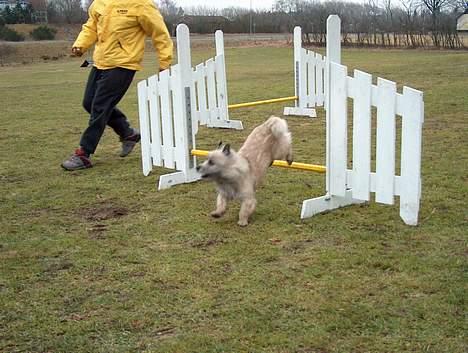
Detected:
[1,46,467,353]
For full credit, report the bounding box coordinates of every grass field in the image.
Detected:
[1,45,467,353]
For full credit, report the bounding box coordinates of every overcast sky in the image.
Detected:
[176,0,366,10]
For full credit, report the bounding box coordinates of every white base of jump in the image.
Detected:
[206,119,244,130]
[300,189,365,219]
[283,107,317,118]
[158,169,200,190]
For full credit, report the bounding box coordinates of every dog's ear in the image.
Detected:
[222,144,231,156]
[217,141,223,149]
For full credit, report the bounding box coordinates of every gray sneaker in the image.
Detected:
[120,129,141,157]
[62,149,92,171]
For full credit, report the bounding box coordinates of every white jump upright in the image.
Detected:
[300,15,424,226]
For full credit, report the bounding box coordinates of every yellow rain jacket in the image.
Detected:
[73,0,173,71]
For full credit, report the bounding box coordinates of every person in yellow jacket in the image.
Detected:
[62,0,173,171]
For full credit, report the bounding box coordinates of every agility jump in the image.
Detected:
[137,15,424,225]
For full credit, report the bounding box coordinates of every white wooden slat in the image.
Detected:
[328,62,348,197]
[326,15,341,65]
[147,75,162,166]
[170,65,185,170]
[299,48,307,108]
[307,52,316,107]
[215,30,224,56]
[206,58,218,124]
[195,63,208,125]
[215,54,229,122]
[293,26,301,108]
[316,53,324,106]
[190,69,199,136]
[159,69,175,169]
[351,70,373,201]
[375,77,397,205]
[137,79,152,176]
[190,68,199,136]
[399,86,424,225]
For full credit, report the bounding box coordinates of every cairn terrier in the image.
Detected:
[196,116,293,226]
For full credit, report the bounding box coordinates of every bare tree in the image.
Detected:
[157,0,184,34]
[50,0,83,23]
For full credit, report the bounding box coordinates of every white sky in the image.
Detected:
[176,0,366,10]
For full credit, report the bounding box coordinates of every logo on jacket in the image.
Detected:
[116,9,128,14]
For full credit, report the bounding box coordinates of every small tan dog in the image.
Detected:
[196,116,293,226]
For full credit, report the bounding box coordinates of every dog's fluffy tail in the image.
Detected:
[267,116,291,142]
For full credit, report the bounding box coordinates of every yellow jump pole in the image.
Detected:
[191,149,326,173]
[228,96,298,110]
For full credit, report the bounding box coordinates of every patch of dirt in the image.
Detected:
[80,204,130,222]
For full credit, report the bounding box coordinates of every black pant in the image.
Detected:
[79,67,136,155]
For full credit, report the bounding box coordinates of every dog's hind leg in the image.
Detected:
[238,197,256,227]
[286,141,294,165]
[211,193,227,218]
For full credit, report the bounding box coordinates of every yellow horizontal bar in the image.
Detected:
[228,96,298,110]
[191,149,325,173]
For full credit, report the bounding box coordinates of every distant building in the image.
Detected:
[0,0,30,10]
[457,9,468,32]
[0,0,47,22]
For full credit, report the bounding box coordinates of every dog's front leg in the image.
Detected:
[238,197,256,227]
[210,193,227,218]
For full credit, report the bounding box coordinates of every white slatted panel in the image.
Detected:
[195,63,208,125]
[306,51,316,107]
[147,75,162,166]
[215,54,229,122]
[316,54,324,106]
[375,78,397,205]
[399,87,424,225]
[205,58,217,124]
[137,79,152,176]
[159,69,175,169]
[329,62,348,197]
[351,70,372,201]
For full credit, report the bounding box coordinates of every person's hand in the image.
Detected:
[71,47,83,57]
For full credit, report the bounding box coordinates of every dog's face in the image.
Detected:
[196,144,232,180]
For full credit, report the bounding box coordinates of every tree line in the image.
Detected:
[159,0,467,49]
[1,0,466,48]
